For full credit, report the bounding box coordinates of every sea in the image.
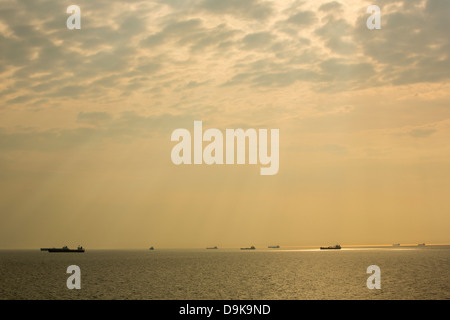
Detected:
[0,246,449,300]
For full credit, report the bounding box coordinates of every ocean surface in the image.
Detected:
[0,246,449,300]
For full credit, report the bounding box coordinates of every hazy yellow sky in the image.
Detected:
[1,0,449,248]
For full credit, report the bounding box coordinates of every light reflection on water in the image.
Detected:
[0,246,448,300]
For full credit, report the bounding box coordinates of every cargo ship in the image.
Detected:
[41,246,85,253]
[206,246,218,249]
[240,246,255,250]
[268,245,280,248]
[320,244,341,250]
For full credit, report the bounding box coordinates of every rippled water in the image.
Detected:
[0,247,449,300]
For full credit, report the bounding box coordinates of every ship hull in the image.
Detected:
[320,245,341,250]
[47,249,85,253]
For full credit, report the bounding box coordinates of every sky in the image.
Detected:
[0,0,449,249]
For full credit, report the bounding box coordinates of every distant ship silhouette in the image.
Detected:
[206,246,218,249]
[240,246,255,250]
[320,244,341,250]
[41,245,84,253]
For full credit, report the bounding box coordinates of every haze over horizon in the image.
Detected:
[1,0,450,249]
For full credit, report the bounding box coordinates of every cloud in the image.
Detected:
[315,16,356,55]
[77,112,113,125]
[0,111,196,151]
[223,57,322,87]
[408,128,437,138]
[7,94,34,104]
[319,59,375,82]
[0,127,99,151]
[198,0,273,20]
[141,18,240,53]
[242,32,274,50]
[319,1,343,12]
[1,0,449,115]
[354,0,450,85]
[285,11,317,26]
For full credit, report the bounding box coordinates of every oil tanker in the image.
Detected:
[320,244,341,250]
[41,246,85,253]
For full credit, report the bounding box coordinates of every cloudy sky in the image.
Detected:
[0,0,449,248]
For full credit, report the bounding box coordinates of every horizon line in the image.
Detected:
[1,243,450,250]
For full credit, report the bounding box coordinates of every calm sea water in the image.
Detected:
[0,247,449,300]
